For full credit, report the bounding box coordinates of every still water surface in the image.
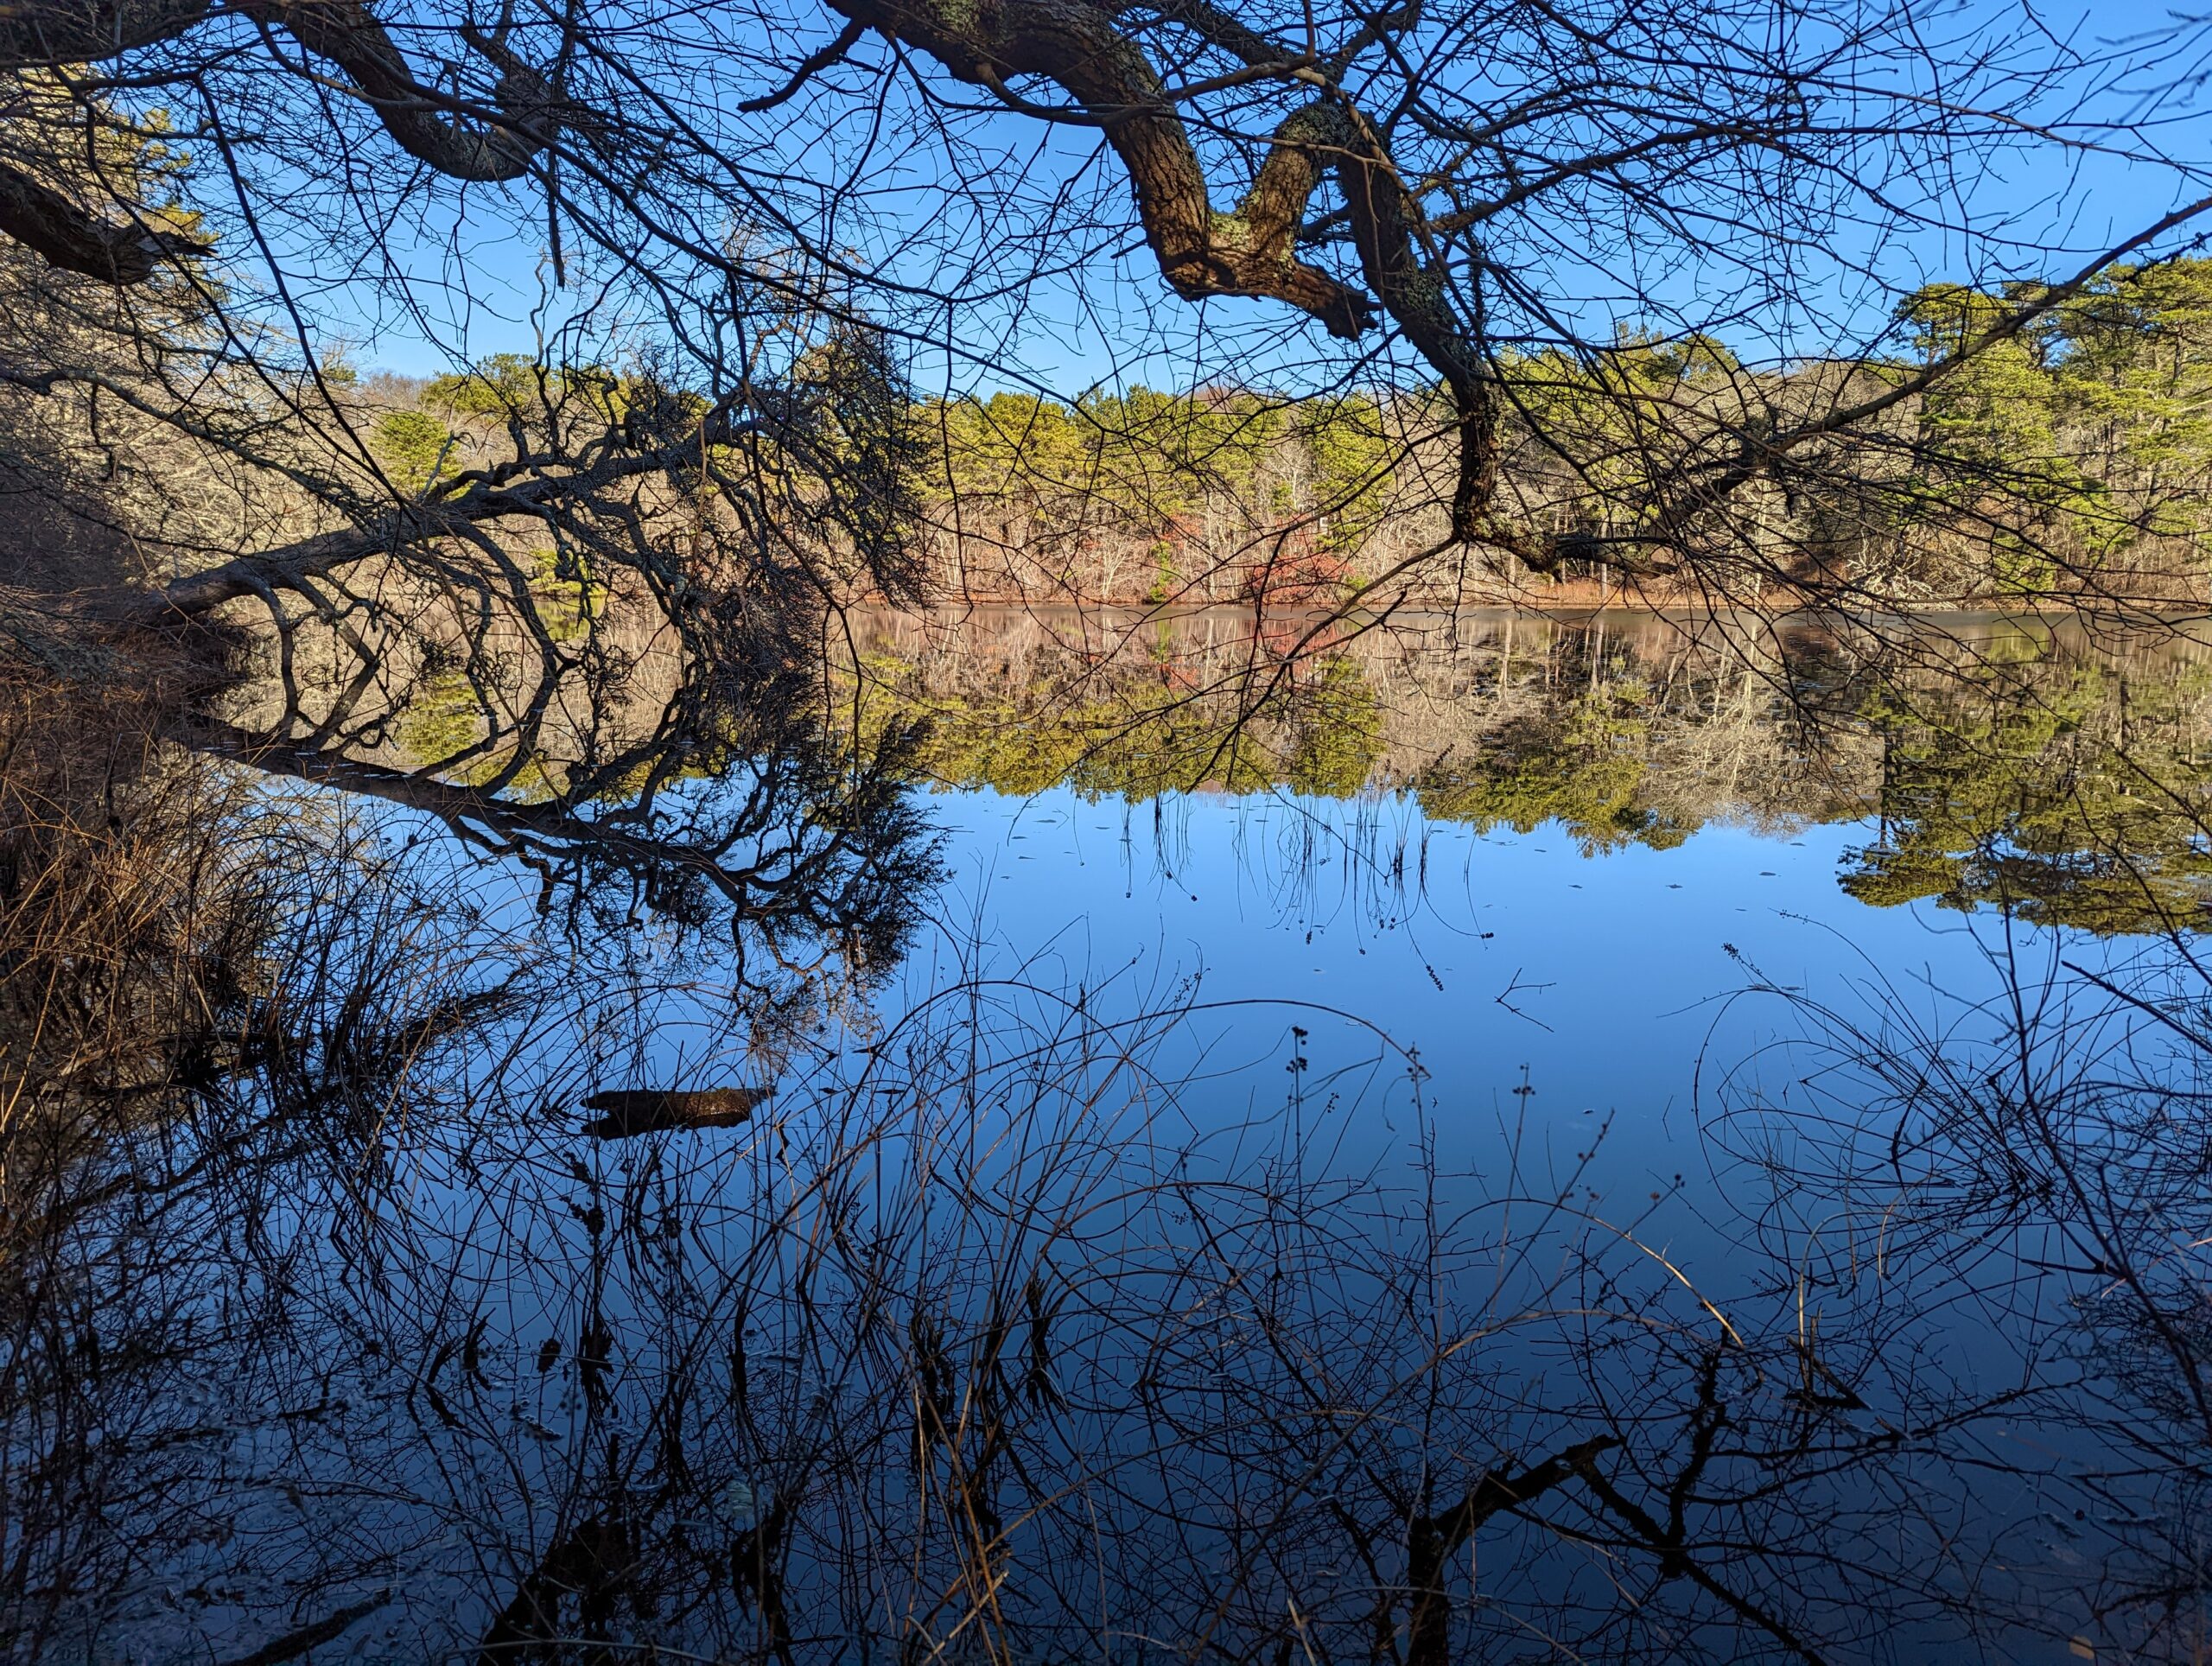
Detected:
[10,608,2209,1664]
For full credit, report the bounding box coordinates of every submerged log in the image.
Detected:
[578,1086,769,1140]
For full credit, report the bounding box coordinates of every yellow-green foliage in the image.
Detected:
[372,264,2212,600]
[1882,266,2212,585]
[372,410,455,495]
[392,669,482,766]
[2053,262,2212,537]
[1899,283,2059,467]
[1297,396,1395,550]
[1492,329,1745,542]
[389,669,564,799]
[925,382,1318,526]
[838,627,2212,930]
[1414,685,1665,854]
[425,353,707,439]
[1893,283,2095,588]
[908,689,1280,799]
[1283,658,1384,796]
[10,73,207,249]
[527,546,594,643]
[1840,652,2212,932]
[426,353,556,420]
[849,652,1325,801]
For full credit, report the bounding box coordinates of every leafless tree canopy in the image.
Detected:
[6,4,2212,1661]
[0,0,2203,678]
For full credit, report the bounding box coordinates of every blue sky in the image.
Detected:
[307,0,2212,394]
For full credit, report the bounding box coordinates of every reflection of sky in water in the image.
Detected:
[351,765,2145,1352]
[33,614,2212,1663]
[135,766,2174,1663]
[898,786,2119,1248]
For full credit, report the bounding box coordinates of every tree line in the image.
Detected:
[2,0,2208,701]
[339,259,2212,616]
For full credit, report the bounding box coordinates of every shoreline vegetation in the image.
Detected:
[335,264,2212,614]
[12,264,2212,626]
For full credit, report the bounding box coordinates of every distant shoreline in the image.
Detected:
[849,593,2212,631]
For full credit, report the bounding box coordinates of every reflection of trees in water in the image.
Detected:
[9,606,2212,1662]
[185,582,2212,938]
[196,575,950,1010]
[0,638,942,1658]
[1707,931,2212,1662]
[4,646,2212,1663]
[851,607,2212,933]
[844,608,1860,840]
[1840,649,2212,933]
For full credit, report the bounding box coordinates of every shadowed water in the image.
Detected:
[4,607,2210,1665]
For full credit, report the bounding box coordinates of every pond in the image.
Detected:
[4,606,2210,1665]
